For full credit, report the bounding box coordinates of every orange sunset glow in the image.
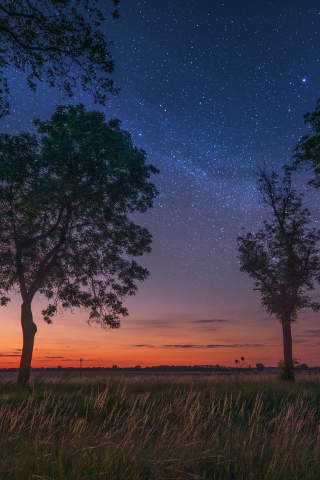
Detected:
[2,276,320,369]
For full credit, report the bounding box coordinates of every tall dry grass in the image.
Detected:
[0,374,320,479]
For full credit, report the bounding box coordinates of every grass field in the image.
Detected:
[0,373,320,479]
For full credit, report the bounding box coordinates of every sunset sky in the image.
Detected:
[1,0,320,368]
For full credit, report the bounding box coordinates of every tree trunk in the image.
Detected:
[17,301,37,385]
[281,316,294,381]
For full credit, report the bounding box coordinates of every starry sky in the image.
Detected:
[1,0,320,368]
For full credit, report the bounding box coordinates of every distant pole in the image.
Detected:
[80,358,83,379]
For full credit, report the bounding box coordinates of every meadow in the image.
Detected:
[0,373,320,480]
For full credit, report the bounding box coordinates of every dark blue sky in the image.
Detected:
[2,0,320,366]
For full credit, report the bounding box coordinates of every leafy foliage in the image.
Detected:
[292,98,320,188]
[0,104,159,328]
[0,0,120,116]
[238,169,320,322]
[276,358,301,381]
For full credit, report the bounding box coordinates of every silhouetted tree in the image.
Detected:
[0,104,158,384]
[0,0,120,116]
[290,99,320,188]
[238,170,320,381]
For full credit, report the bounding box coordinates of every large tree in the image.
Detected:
[238,170,320,381]
[0,104,158,385]
[292,98,320,187]
[0,0,120,117]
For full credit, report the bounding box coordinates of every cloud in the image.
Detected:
[44,356,65,359]
[163,344,197,349]
[192,319,228,323]
[138,320,173,328]
[163,344,265,349]
[0,354,21,357]
[303,330,320,336]
[149,320,171,325]
[208,344,265,348]
[130,344,155,348]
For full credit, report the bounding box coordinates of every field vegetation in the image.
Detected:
[0,373,320,479]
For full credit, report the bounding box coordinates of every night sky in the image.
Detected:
[1,0,320,368]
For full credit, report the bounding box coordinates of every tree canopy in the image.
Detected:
[0,0,120,117]
[0,103,158,327]
[238,170,320,320]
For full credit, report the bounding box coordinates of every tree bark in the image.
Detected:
[281,316,294,381]
[17,301,37,385]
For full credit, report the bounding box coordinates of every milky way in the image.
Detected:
[2,0,320,366]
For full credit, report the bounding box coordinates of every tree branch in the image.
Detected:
[28,208,72,296]
[0,5,37,20]
[20,205,66,249]
[0,25,69,53]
